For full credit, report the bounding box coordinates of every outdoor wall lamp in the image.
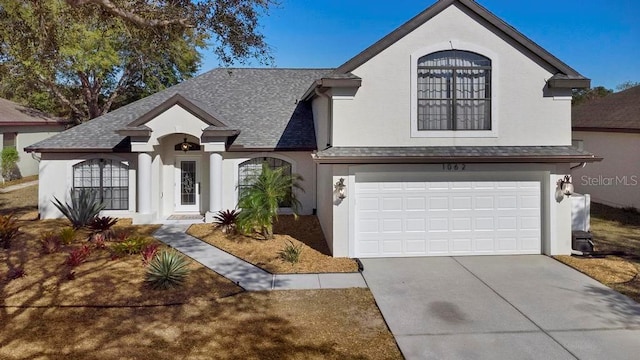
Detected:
[180,138,191,152]
[557,175,574,196]
[335,178,346,200]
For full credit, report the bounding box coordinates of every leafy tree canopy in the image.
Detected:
[572,86,613,106]
[0,0,275,122]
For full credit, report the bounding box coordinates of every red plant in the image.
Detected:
[141,243,160,266]
[88,216,118,235]
[40,232,61,254]
[91,233,107,250]
[66,245,92,267]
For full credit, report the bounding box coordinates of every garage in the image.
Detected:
[355,178,541,258]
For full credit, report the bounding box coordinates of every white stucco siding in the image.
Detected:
[572,131,640,208]
[131,105,210,152]
[316,164,334,253]
[319,163,573,257]
[330,4,572,147]
[1,125,65,179]
[38,152,137,219]
[312,95,330,149]
[221,152,316,215]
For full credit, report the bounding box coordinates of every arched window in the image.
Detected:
[417,50,491,131]
[73,159,129,210]
[238,157,292,207]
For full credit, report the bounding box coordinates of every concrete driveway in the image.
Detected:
[361,256,640,360]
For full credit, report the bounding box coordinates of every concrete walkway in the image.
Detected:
[361,256,640,360]
[0,180,38,193]
[153,224,367,291]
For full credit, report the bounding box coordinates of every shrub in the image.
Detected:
[0,214,20,249]
[213,209,239,234]
[40,232,61,254]
[59,227,76,245]
[111,228,131,242]
[236,164,304,239]
[278,240,303,265]
[91,233,107,250]
[1,147,21,181]
[88,216,118,237]
[146,250,191,289]
[6,267,25,281]
[66,245,91,267]
[110,236,151,257]
[141,243,160,266]
[52,189,105,229]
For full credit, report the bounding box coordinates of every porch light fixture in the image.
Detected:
[335,178,346,200]
[180,138,190,152]
[557,175,574,196]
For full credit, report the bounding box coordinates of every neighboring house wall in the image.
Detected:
[1,126,65,178]
[328,4,573,148]
[572,131,640,208]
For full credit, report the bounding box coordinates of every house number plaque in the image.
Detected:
[441,164,466,171]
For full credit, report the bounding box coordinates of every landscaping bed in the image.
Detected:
[555,203,640,303]
[188,215,359,274]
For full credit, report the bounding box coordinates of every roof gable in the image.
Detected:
[126,93,229,128]
[335,0,588,87]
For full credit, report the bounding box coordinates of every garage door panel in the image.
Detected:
[355,179,541,257]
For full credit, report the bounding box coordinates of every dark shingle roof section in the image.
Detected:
[27,68,332,152]
[572,86,640,132]
[0,98,68,126]
[313,146,601,163]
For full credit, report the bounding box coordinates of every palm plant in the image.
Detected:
[236,163,304,239]
[52,189,105,229]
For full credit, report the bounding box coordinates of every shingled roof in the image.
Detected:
[0,98,68,126]
[26,68,331,152]
[572,86,640,132]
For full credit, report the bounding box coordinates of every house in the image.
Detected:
[572,85,640,209]
[26,0,600,258]
[0,97,69,180]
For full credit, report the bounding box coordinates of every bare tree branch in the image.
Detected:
[101,67,131,114]
[37,74,84,123]
[66,0,193,28]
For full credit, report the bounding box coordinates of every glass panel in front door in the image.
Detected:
[181,161,196,205]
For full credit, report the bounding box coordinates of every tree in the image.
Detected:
[572,86,613,106]
[0,0,275,121]
[616,81,640,92]
[236,163,303,240]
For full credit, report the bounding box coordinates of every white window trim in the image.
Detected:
[410,40,500,138]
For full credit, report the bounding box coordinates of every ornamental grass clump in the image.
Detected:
[145,250,191,290]
[278,240,303,265]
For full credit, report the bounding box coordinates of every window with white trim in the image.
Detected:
[238,157,292,207]
[73,159,129,210]
[417,50,491,131]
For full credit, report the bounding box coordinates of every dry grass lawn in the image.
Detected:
[0,175,38,189]
[1,185,401,359]
[188,216,359,274]
[555,203,640,303]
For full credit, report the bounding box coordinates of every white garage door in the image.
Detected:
[355,180,541,257]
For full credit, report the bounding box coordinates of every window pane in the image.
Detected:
[418,99,453,130]
[455,100,491,130]
[238,157,292,207]
[181,161,196,205]
[72,159,128,211]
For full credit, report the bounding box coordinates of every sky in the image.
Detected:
[200,0,640,90]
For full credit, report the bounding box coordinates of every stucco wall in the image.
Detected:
[572,131,640,208]
[1,125,65,179]
[328,4,572,148]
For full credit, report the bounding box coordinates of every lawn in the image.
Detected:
[555,203,640,303]
[0,185,402,359]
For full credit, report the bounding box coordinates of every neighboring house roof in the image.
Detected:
[0,98,68,127]
[334,0,589,88]
[313,146,601,164]
[26,68,331,152]
[572,86,640,133]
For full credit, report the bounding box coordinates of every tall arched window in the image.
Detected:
[238,157,292,207]
[73,159,129,210]
[417,50,491,131]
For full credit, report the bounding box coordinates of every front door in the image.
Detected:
[175,158,200,212]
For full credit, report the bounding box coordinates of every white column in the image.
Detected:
[209,152,223,213]
[138,152,152,214]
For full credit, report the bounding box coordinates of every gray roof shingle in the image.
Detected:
[27,68,332,152]
[572,85,640,132]
[0,98,68,126]
[313,146,601,163]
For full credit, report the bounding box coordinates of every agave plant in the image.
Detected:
[145,250,191,290]
[213,209,239,234]
[52,189,105,229]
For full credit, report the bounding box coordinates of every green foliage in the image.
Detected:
[40,231,61,254]
[1,147,21,181]
[110,236,152,257]
[0,214,20,249]
[236,163,304,239]
[145,250,191,290]
[58,227,77,245]
[572,86,613,106]
[278,240,302,266]
[616,81,640,92]
[51,189,105,229]
[213,209,239,234]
